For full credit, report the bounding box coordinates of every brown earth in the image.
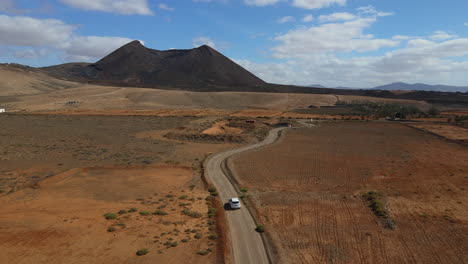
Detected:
[408,123,468,141]
[230,122,468,264]
[0,165,218,264]
[0,114,250,263]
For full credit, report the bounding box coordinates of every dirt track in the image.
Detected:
[205,127,286,264]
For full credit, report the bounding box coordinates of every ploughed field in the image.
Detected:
[230,122,468,264]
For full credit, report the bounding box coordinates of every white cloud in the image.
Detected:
[303,14,314,22]
[0,15,75,47]
[272,17,399,59]
[235,7,468,87]
[193,37,217,49]
[159,3,175,11]
[60,0,153,15]
[13,48,50,59]
[357,5,393,17]
[237,37,468,87]
[318,12,356,23]
[277,16,296,24]
[429,31,457,41]
[465,22,468,27]
[292,0,346,9]
[244,0,281,6]
[0,15,137,62]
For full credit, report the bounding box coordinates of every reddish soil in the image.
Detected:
[230,122,468,264]
[0,165,217,264]
[409,123,468,141]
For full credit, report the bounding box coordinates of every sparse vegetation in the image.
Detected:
[103,213,117,220]
[240,187,248,192]
[363,191,396,229]
[136,249,149,256]
[208,208,217,218]
[153,210,168,215]
[128,207,138,213]
[196,250,209,256]
[139,211,150,216]
[182,208,202,218]
[118,209,127,215]
[107,226,116,232]
[255,224,265,233]
[208,233,217,240]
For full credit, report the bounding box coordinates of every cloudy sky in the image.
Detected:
[1,0,468,88]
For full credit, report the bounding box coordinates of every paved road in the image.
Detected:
[205,127,286,264]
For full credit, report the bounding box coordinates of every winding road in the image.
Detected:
[205,127,287,264]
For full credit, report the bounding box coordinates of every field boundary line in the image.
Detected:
[403,123,467,147]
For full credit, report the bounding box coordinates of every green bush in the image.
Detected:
[196,251,209,256]
[107,226,116,232]
[178,195,188,200]
[208,234,217,240]
[118,210,127,215]
[240,187,248,193]
[208,186,217,193]
[194,233,202,239]
[255,224,265,233]
[136,249,149,256]
[153,210,168,216]
[103,213,117,220]
[128,207,138,213]
[139,211,150,216]
[210,191,219,197]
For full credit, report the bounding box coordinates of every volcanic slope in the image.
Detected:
[41,41,266,90]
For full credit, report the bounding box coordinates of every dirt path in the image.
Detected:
[205,127,287,264]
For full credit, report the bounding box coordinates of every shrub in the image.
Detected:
[118,210,127,215]
[255,224,265,233]
[181,239,189,243]
[240,187,248,193]
[103,213,117,220]
[136,249,149,256]
[208,186,217,193]
[170,242,178,247]
[208,234,217,240]
[182,209,202,218]
[197,251,209,256]
[210,191,218,197]
[179,195,188,200]
[153,210,168,216]
[208,208,217,218]
[194,233,202,239]
[128,207,138,213]
[139,211,150,216]
[107,226,116,232]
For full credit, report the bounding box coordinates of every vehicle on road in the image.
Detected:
[229,198,241,209]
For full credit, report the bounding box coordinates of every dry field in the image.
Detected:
[0,114,247,264]
[408,123,468,142]
[230,122,468,264]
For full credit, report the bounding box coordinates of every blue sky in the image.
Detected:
[1,0,468,87]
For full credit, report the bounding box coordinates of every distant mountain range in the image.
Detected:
[309,82,468,93]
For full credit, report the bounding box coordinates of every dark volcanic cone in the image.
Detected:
[42,41,266,90]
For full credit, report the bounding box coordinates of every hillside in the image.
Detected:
[41,41,266,90]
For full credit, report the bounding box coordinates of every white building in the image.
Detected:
[0,109,5,113]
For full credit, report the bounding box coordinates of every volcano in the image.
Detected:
[41,41,266,91]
